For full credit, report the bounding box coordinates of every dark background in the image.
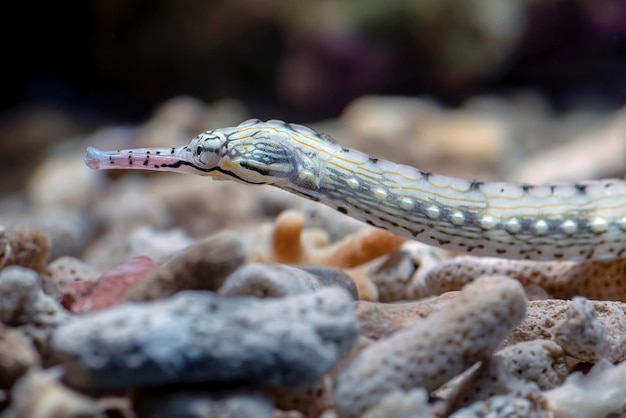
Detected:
[1,0,626,192]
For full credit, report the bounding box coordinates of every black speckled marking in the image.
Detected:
[469,180,483,192]
[366,219,376,226]
[170,147,176,155]
[496,249,506,255]
[549,185,557,194]
[420,170,432,180]
[369,157,379,164]
[521,184,532,193]
[337,206,348,214]
[575,183,588,194]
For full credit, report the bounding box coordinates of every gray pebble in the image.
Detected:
[52,287,358,392]
[220,263,357,300]
[125,233,246,302]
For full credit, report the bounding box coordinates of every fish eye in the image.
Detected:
[196,145,203,156]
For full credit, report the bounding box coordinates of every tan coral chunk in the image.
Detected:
[417,256,626,301]
[265,210,405,269]
[1,228,51,273]
[333,275,527,418]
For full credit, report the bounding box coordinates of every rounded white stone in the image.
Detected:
[534,219,549,235]
[480,215,498,230]
[560,219,577,235]
[426,205,441,219]
[373,188,388,200]
[505,218,521,234]
[589,217,608,233]
[400,197,414,211]
[450,211,465,225]
[346,177,360,190]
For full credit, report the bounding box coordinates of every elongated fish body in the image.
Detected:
[85,119,626,261]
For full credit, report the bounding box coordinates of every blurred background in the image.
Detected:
[2,0,626,193]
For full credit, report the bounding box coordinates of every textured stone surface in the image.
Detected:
[132,387,274,418]
[125,233,245,301]
[504,298,626,362]
[333,275,527,418]
[221,263,357,300]
[52,288,358,392]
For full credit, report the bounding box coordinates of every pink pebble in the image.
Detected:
[67,256,158,313]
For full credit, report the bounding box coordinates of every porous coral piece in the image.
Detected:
[504,299,626,363]
[551,296,626,362]
[1,227,51,273]
[0,325,40,389]
[52,288,359,392]
[2,369,104,418]
[124,233,245,302]
[41,256,100,300]
[355,292,457,340]
[220,263,358,300]
[495,340,568,390]
[417,256,626,301]
[0,266,69,365]
[544,358,626,418]
[333,275,527,418]
[67,256,159,313]
[132,386,274,418]
[366,241,447,302]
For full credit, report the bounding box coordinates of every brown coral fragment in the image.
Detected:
[1,227,51,273]
[417,256,626,301]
